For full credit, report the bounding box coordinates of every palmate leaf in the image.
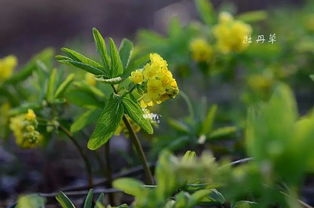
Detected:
[92,28,111,70]
[55,73,75,98]
[70,108,102,133]
[57,47,107,76]
[119,38,134,69]
[109,38,124,77]
[122,96,153,134]
[87,95,124,150]
[46,68,57,102]
[56,55,105,76]
[62,48,103,70]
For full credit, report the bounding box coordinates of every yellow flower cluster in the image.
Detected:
[189,38,213,62]
[213,12,252,54]
[9,109,43,148]
[129,53,179,108]
[0,55,18,83]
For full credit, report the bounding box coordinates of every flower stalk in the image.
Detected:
[122,115,154,185]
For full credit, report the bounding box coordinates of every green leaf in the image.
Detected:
[175,191,189,208]
[119,39,134,69]
[46,68,57,102]
[195,0,215,25]
[208,126,237,139]
[113,178,145,197]
[125,54,149,77]
[188,189,212,207]
[122,96,153,134]
[246,84,297,162]
[83,189,94,208]
[56,192,76,208]
[201,105,217,135]
[16,194,46,208]
[168,119,190,134]
[9,102,42,116]
[232,201,257,208]
[71,108,102,133]
[109,38,123,77]
[55,73,75,98]
[7,48,54,84]
[155,151,177,200]
[65,89,103,108]
[237,10,267,23]
[62,48,103,70]
[57,57,105,76]
[92,28,111,70]
[94,193,105,208]
[208,189,225,204]
[88,96,124,150]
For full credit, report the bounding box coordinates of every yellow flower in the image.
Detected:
[9,109,43,149]
[189,38,213,62]
[147,79,165,100]
[213,12,252,53]
[85,73,97,86]
[150,53,168,69]
[0,55,18,83]
[129,53,179,108]
[26,109,36,121]
[130,70,144,84]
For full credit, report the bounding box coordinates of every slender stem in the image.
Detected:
[62,164,156,192]
[122,116,154,185]
[110,84,154,184]
[39,188,120,198]
[104,141,115,205]
[59,125,93,187]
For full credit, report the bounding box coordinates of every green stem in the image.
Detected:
[59,125,93,187]
[122,116,154,185]
[104,141,115,205]
[110,84,154,184]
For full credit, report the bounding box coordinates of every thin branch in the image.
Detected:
[59,125,93,187]
[104,141,115,205]
[229,157,253,166]
[62,163,155,192]
[39,188,120,198]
